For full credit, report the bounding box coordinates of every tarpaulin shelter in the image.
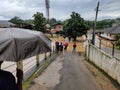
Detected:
[0,28,51,62]
[0,28,52,90]
[27,29,51,49]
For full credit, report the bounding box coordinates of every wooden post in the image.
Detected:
[88,42,90,61]
[53,46,55,53]
[45,53,47,60]
[112,44,115,56]
[99,38,101,49]
[49,52,51,57]
[16,61,23,90]
[91,2,100,45]
[111,41,117,56]
[0,61,3,69]
[36,55,39,66]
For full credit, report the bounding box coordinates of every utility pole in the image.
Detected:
[91,2,100,45]
[45,0,50,22]
[45,0,52,35]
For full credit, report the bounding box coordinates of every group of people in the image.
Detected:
[55,41,77,55]
[55,41,68,56]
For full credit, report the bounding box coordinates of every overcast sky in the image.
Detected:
[0,0,120,21]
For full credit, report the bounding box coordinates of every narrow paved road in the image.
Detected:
[29,52,119,90]
[54,52,100,90]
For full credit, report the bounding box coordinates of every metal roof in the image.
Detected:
[0,20,15,28]
[102,23,120,34]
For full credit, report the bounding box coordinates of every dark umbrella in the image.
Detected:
[0,28,51,62]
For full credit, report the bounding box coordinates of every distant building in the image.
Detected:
[97,23,120,48]
[51,22,63,33]
[99,23,120,40]
[0,20,15,28]
[19,23,33,29]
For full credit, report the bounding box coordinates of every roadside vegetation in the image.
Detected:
[115,34,120,49]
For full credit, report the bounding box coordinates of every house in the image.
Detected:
[51,22,63,33]
[99,23,120,39]
[19,23,33,29]
[98,23,120,47]
[0,20,15,28]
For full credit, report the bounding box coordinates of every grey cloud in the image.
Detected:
[0,0,120,21]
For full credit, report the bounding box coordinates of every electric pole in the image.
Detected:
[45,0,51,32]
[45,0,50,22]
[91,1,100,45]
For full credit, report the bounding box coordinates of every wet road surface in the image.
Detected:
[29,52,119,90]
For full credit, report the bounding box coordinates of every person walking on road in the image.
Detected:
[59,42,63,56]
[63,41,68,53]
[72,42,77,54]
[55,41,59,54]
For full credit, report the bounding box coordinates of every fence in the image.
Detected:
[85,43,120,84]
[1,52,51,80]
[0,43,55,90]
[89,35,120,59]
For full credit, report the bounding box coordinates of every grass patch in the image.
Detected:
[23,54,56,90]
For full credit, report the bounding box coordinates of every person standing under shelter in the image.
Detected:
[0,61,19,90]
[72,42,77,54]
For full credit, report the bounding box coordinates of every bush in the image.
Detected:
[115,34,120,49]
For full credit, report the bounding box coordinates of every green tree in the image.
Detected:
[63,12,89,40]
[115,34,120,49]
[24,19,33,25]
[96,20,115,29]
[33,12,46,32]
[50,18,63,29]
[50,18,56,27]
[9,16,24,26]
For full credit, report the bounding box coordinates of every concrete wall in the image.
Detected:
[86,44,120,84]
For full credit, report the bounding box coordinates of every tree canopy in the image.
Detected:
[115,34,120,49]
[86,19,116,30]
[33,12,46,32]
[24,19,33,25]
[63,12,89,39]
[50,18,56,27]
[9,16,24,26]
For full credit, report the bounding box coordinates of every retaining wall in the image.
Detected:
[86,44,120,84]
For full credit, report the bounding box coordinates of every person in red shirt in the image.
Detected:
[72,42,77,54]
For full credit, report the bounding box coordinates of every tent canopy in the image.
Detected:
[0,28,51,62]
